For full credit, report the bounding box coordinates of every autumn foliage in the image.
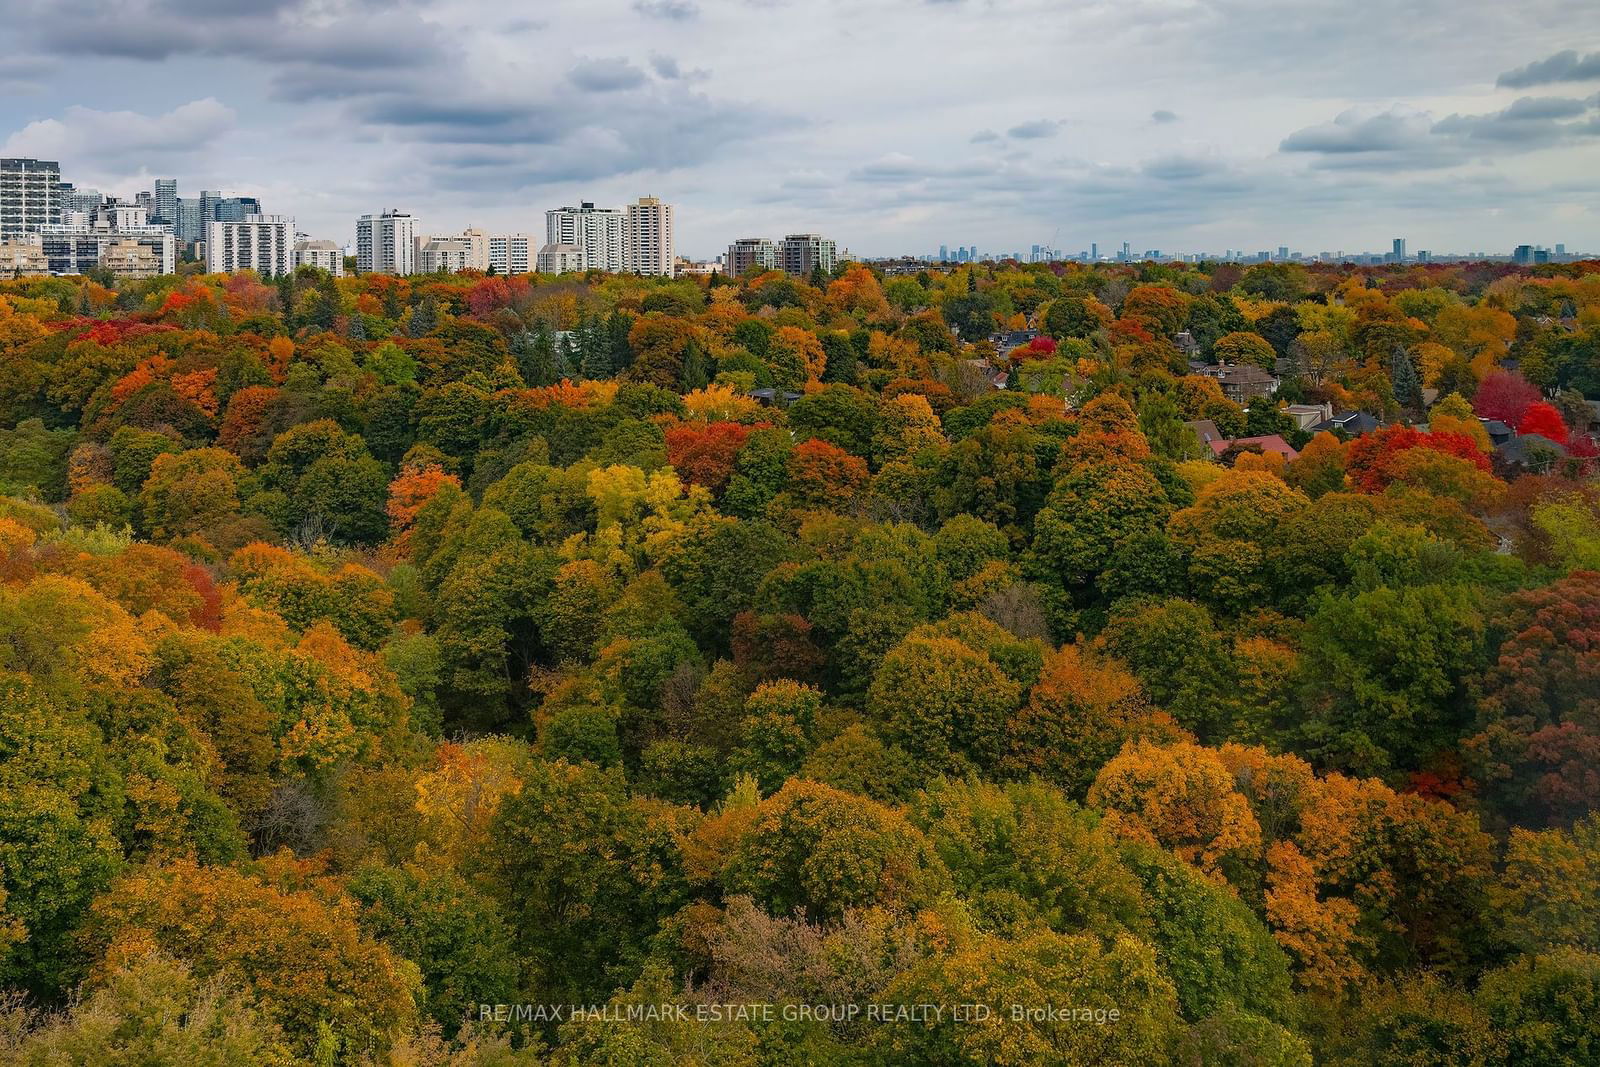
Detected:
[1344,424,1492,493]
[0,254,1597,1063]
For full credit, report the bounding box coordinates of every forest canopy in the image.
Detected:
[1,255,1599,1064]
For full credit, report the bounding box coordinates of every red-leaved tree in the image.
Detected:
[1517,402,1570,446]
[1344,425,1492,494]
[665,421,754,492]
[1473,370,1540,426]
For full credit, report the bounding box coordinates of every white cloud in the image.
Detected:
[3,98,236,163]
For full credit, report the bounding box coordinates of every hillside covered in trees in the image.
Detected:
[0,256,1599,1065]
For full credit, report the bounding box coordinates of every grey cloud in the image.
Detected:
[1280,107,1432,153]
[970,129,1000,143]
[269,66,424,103]
[1151,109,1179,123]
[1141,154,1222,181]
[0,56,55,78]
[1432,94,1600,144]
[155,0,310,17]
[1007,119,1060,139]
[18,0,453,90]
[850,154,927,181]
[0,55,52,94]
[261,24,449,70]
[634,0,699,19]
[36,18,190,61]
[568,57,650,92]
[848,154,993,183]
[425,103,778,188]
[1499,95,1592,120]
[340,76,801,190]
[1280,90,1600,172]
[1497,50,1600,88]
[360,97,533,132]
[649,53,709,82]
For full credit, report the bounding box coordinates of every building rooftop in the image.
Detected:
[1312,411,1381,436]
[1212,434,1299,460]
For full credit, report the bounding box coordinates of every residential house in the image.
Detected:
[1192,361,1279,404]
[1211,434,1299,460]
[988,329,1039,354]
[1284,403,1333,431]
[1311,411,1381,436]
[1185,419,1225,452]
[1186,420,1299,461]
[1495,433,1569,473]
[748,388,803,407]
[1479,419,1516,448]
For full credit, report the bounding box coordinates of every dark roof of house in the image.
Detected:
[1214,364,1277,385]
[1185,419,1224,446]
[1497,432,1569,464]
[747,388,802,405]
[990,330,1039,349]
[1312,411,1380,435]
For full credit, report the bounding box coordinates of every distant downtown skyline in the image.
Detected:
[5,155,1588,277]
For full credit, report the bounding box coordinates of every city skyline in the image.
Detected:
[2,2,1597,257]
[9,159,1592,272]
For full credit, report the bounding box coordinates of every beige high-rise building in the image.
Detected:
[725,237,778,276]
[779,233,836,278]
[546,202,624,273]
[624,196,674,276]
[536,243,583,274]
[0,236,47,277]
[356,209,416,275]
[414,228,490,273]
[294,238,345,276]
[206,214,295,277]
[488,233,536,274]
[35,203,176,276]
[100,239,164,279]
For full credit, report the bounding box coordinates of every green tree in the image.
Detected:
[1214,332,1278,371]
[722,778,950,921]
[348,863,519,1036]
[1390,345,1423,411]
[1477,948,1600,1066]
[911,777,1146,936]
[0,952,297,1065]
[1298,583,1487,775]
[0,675,122,997]
[474,758,688,1003]
[868,633,1022,775]
[883,929,1183,1067]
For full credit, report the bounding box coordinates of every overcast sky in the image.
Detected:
[4,0,1599,258]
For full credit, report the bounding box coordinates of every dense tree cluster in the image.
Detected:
[0,255,1598,1063]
